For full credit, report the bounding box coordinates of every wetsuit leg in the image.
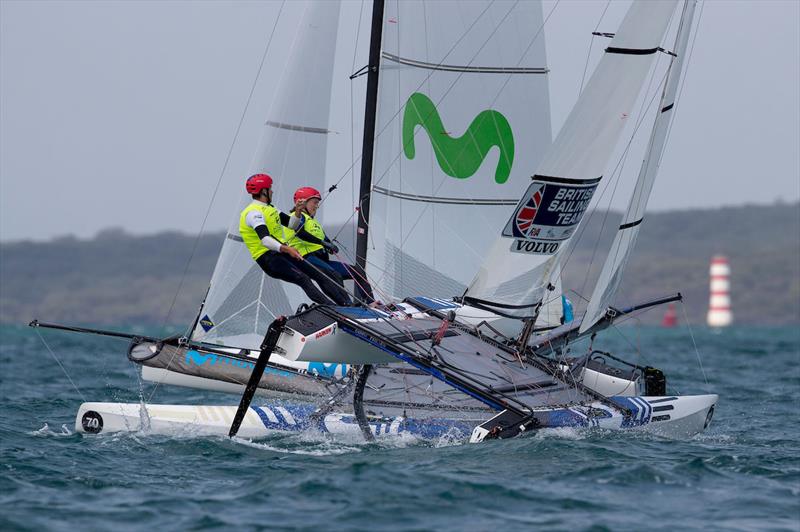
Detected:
[327,260,375,302]
[256,253,334,305]
[305,254,345,287]
[295,258,352,306]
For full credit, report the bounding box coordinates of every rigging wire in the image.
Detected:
[680,300,709,387]
[572,5,678,303]
[327,0,555,274]
[606,322,682,396]
[566,2,703,322]
[556,66,671,294]
[372,0,561,288]
[660,0,706,175]
[330,0,560,295]
[330,0,520,259]
[160,0,287,340]
[323,0,499,207]
[35,329,87,403]
[577,147,630,300]
[349,0,367,254]
[577,0,611,97]
[148,2,287,402]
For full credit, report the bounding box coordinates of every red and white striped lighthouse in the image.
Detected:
[707,255,732,327]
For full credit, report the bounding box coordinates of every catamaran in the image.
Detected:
[32,0,716,443]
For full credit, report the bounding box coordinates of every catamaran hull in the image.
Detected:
[74,394,716,441]
[131,341,346,398]
[139,366,333,398]
[74,402,475,440]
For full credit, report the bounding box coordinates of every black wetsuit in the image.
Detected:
[252,211,351,306]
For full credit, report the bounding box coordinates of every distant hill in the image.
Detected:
[559,202,800,325]
[1,202,798,327]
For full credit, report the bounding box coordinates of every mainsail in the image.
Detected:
[364,0,552,300]
[580,0,697,332]
[191,1,342,350]
[465,0,679,319]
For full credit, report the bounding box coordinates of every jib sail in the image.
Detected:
[465,0,679,319]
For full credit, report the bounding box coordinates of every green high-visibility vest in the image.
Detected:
[291,212,326,256]
[239,201,294,260]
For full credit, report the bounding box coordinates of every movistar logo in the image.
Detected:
[185,350,294,378]
[402,92,514,184]
[308,362,344,378]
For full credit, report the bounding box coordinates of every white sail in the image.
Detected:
[365,0,552,300]
[465,0,678,318]
[536,266,564,329]
[581,1,697,333]
[191,1,342,349]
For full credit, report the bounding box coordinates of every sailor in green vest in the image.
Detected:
[289,187,377,304]
[240,174,351,306]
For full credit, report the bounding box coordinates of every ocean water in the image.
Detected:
[1,324,798,531]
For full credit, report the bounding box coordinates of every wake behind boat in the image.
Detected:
[32,0,717,444]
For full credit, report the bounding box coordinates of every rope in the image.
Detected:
[330,251,379,303]
[160,0,287,338]
[35,329,87,402]
[558,66,671,288]
[333,0,561,291]
[322,0,501,206]
[148,2,287,400]
[607,323,682,396]
[578,0,612,97]
[300,259,433,351]
[349,0,367,250]
[680,300,709,387]
[566,4,695,322]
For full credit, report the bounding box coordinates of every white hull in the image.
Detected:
[75,394,717,441]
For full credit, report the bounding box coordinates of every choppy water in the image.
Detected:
[1,324,798,531]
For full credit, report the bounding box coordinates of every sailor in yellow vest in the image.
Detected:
[240,174,351,306]
[289,187,376,304]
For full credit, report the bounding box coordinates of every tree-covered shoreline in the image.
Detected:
[2,202,797,326]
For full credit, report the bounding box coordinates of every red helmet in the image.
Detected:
[294,186,322,204]
[245,173,273,195]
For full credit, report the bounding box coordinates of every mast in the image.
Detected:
[351,0,385,436]
[354,0,386,273]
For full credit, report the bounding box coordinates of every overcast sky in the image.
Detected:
[1,0,798,242]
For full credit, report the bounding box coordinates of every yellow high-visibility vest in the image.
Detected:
[238,201,295,260]
[290,212,326,256]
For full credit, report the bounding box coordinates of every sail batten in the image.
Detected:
[464,0,679,319]
[265,120,332,134]
[580,0,697,333]
[382,51,549,74]
[373,186,518,205]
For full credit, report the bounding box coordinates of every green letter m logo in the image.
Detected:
[402,92,514,184]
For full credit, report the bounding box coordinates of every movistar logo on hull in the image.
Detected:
[185,350,294,378]
[402,92,514,184]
